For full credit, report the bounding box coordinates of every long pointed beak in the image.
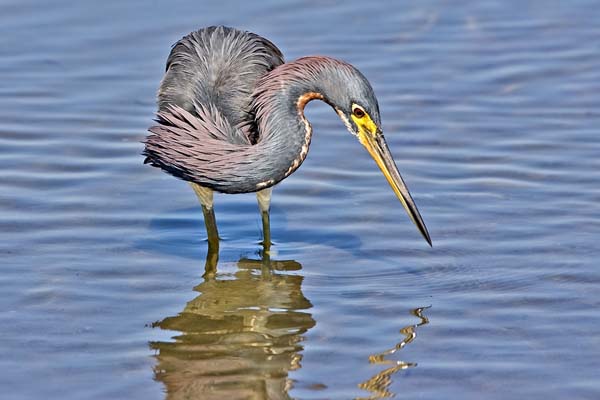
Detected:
[360,130,432,246]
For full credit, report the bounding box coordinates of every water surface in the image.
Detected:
[1,1,600,399]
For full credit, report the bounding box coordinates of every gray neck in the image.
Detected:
[212,57,357,194]
[146,57,367,195]
[211,76,328,194]
[251,81,326,188]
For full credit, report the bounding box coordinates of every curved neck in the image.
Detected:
[256,90,325,184]
[245,66,333,191]
[147,57,361,195]
[206,57,353,194]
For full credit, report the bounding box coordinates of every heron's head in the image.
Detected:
[322,61,432,246]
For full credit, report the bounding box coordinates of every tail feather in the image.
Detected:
[143,104,258,188]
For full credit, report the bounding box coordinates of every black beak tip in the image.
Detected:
[422,230,432,247]
[418,224,432,247]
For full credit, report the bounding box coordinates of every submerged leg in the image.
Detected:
[190,183,219,276]
[256,187,272,250]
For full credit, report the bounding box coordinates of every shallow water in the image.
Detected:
[2,1,600,399]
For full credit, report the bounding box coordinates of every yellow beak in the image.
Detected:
[359,129,432,246]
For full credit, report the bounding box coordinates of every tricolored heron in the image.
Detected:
[144,26,431,251]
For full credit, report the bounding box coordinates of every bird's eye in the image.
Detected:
[352,107,366,118]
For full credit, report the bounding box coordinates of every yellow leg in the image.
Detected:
[256,188,272,250]
[190,183,219,277]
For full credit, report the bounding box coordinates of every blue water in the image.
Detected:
[2,1,600,399]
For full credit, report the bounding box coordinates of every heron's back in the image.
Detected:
[157,26,284,144]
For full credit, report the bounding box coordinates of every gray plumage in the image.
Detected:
[143,26,431,245]
[157,26,284,144]
[143,26,379,194]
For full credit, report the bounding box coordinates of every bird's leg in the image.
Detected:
[190,183,220,276]
[202,237,219,278]
[256,187,272,251]
[190,183,220,243]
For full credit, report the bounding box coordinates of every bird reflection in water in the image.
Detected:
[357,306,430,400]
[150,246,316,400]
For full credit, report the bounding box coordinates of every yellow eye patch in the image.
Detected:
[350,104,378,137]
